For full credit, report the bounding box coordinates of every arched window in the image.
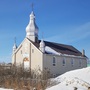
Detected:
[63,58,66,66]
[53,57,56,66]
[79,59,82,67]
[71,58,74,66]
[21,50,22,54]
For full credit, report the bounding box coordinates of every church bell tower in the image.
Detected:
[26,9,39,42]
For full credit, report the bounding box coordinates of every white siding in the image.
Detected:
[43,54,87,77]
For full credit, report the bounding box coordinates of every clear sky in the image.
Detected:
[0,0,90,63]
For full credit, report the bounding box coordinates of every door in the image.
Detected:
[23,57,29,70]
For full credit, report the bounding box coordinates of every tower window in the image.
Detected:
[53,57,56,66]
[63,58,66,66]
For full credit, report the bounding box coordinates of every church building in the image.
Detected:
[12,10,87,77]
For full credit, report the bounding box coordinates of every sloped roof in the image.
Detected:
[44,41,82,56]
[27,38,84,57]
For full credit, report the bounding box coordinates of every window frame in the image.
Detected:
[63,57,66,66]
[21,50,22,54]
[79,59,82,67]
[32,49,34,53]
[71,58,74,66]
[53,57,56,66]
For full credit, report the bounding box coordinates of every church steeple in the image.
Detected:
[26,8,39,42]
[13,37,17,53]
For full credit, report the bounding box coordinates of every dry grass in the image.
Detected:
[0,63,54,90]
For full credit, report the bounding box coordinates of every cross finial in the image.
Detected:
[14,37,16,44]
[31,3,34,11]
[42,32,44,40]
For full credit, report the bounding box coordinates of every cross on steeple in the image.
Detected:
[31,3,34,11]
[42,32,44,40]
[14,37,16,44]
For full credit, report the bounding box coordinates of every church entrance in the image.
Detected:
[23,57,29,70]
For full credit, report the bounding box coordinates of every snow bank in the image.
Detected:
[46,67,90,90]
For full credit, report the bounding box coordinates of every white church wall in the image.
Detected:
[12,54,16,64]
[30,43,43,71]
[43,54,87,77]
[12,39,31,68]
[12,38,43,71]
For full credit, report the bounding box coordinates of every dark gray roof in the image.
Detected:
[44,41,82,56]
[28,39,85,57]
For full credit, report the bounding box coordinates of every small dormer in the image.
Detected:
[39,40,45,53]
[82,49,85,56]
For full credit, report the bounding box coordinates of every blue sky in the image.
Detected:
[0,0,90,63]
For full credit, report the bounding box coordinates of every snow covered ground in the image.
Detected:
[46,67,90,90]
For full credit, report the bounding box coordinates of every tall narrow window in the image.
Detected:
[21,50,22,54]
[63,58,66,66]
[79,59,82,67]
[53,57,56,66]
[71,58,74,66]
[32,49,34,53]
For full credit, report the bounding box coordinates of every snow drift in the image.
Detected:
[46,67,90,90]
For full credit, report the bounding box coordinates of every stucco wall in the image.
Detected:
[15,39,30,66]
[12,54,16,64]
[30,43,43,71]
[12,38,43,71]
